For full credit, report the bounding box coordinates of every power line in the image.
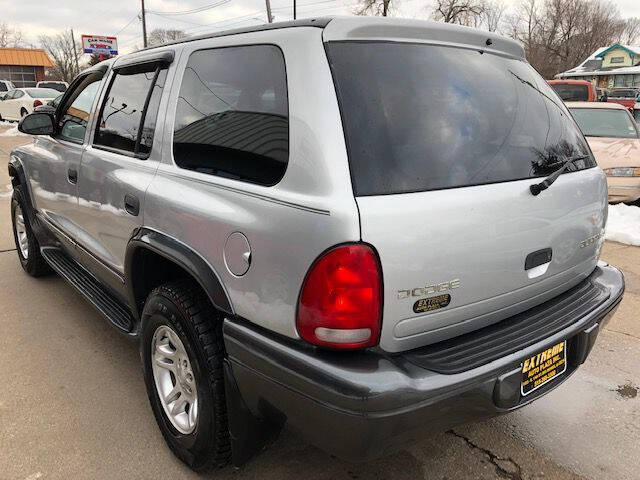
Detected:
[146,0,231,15]
[179,0,340,35]
[147,11,210,26]
[115,12,141,35]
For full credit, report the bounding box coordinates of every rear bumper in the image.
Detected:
[607,177,640,203]
[223,262,624,462]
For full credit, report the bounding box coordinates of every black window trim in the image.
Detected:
[93,62,166,160]
[170,42,290,187]
[55,71,105,145]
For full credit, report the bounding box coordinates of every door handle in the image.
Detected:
[124,194,140,216]
[67,168,78,184]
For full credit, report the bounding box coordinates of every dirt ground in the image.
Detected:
[0,130,638,480]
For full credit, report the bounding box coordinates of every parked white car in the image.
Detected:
[0,87,59,121]
[0,79,15,99]
[36,80,68,93]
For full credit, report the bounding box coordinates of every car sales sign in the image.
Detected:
[81,35,118,55]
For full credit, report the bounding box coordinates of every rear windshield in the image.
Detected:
[570,108,639,139]
[609,89,639,98]
[550,83,589,102]
[327,42,595,196]
[25,88,59,98]
[38,82,67,92]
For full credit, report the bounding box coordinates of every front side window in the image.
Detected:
[0,83,6,92]
[570,108,639,139]
[59,74,103,143]
[95,66,167,156]
[173,45,289,186]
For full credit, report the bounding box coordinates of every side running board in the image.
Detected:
[41,247,134,333]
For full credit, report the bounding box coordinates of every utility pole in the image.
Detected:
[293,0,297,19]
[70,28,80,75]
[265,0,273,23]
[141,0,148,47]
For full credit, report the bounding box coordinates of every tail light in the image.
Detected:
[297,243,382,350]
[33,100,42,108]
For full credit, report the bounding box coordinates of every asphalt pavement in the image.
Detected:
[0,129,638,480]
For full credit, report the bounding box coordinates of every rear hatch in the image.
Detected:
[327,40,608,353]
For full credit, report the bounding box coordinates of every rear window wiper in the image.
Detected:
[530,154,590,196]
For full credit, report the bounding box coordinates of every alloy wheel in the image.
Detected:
[13,204,29,259]
[151,325,199,434]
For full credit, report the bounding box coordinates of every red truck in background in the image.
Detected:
[548,80,597,102]
[607,87,640,109]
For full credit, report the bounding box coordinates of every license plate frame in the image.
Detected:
[521,340,567,397]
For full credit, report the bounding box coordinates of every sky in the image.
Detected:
[1,0,639,55]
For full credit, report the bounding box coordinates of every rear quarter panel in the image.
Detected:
[144,28,360,338]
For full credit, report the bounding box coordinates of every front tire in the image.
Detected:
[140,279,230,472]
[11,186,52,276]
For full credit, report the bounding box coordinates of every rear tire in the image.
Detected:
[140,279,231,472]
[11,186,52,277]
[20,108,27,118]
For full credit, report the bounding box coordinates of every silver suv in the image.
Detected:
[9,17,625,472]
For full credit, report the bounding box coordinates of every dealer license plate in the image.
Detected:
[521,340,567,396]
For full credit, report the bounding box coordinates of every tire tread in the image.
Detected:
[146,279,231,471]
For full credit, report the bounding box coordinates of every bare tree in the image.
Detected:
[148,28,187,46]
[39,31,82,83]
[619,17,640,45]
[87,53,113,66]
[508,0,625,79]
[353,0,393,17]
[0,22,24,47]
[482,0,507,32]
[432,0,486,25]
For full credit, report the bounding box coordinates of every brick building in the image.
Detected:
[0,48,54,88]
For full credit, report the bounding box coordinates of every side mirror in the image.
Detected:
[18,112,55,136]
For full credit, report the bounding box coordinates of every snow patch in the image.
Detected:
[0,125,30,137]
[605,203,640,246]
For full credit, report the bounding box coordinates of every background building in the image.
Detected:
[0,48,54,88]
[556,43,640,89]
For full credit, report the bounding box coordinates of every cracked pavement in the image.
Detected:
[0,129,638,479]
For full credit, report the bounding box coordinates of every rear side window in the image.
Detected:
[0,83,6,92]
[550,84,588,102]
[173,45,288,186]
[95,65,167,157]
[327,42,595,196]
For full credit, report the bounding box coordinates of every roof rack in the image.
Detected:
[137,17,335,53]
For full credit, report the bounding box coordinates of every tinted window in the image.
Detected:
[95,67,167,155]
[610,89,639,98]
[327,42,595,196]
[26,88,59,98]
[0,83,6,92]
[38,82,67,92]
[570,108,639,139]
[550,84,588,102]
[59,74,102,142]
[173,45,288,186]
